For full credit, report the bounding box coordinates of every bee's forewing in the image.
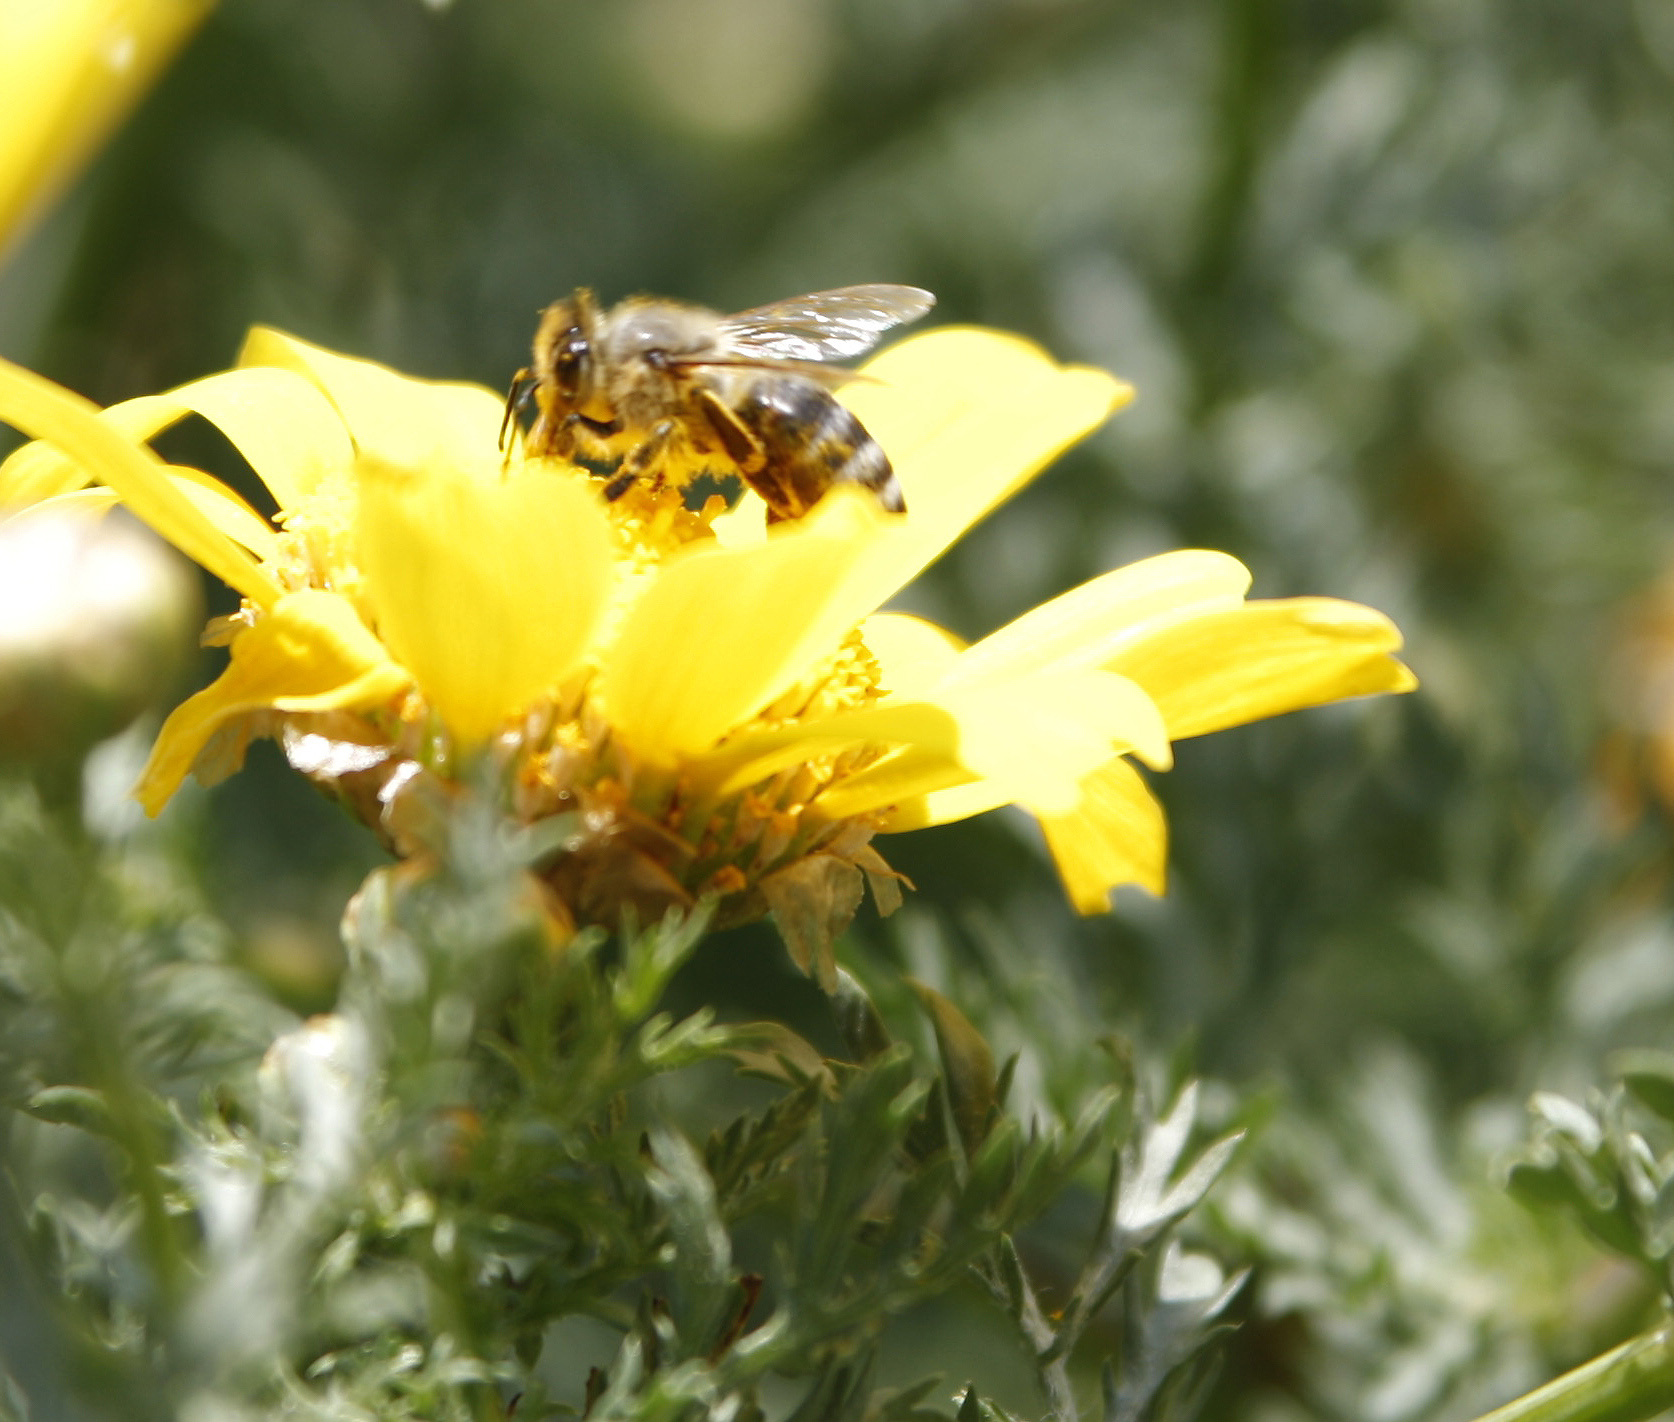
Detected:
[719,284,935,363]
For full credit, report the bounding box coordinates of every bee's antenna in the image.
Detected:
[500,368,537,454]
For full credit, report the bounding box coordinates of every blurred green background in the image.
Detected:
[8,1,1674,1416]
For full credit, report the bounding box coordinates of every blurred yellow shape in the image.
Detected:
[0,0,213,260]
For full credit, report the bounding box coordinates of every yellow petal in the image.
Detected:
[165,466,280,558]
[709,666,1169,819]
[110,368,353,512]
[0,0,211,257]
[1038,758,1169,911]
[908,667,1170,815]
[356,456,614,746]
[840,554,1247,831]
[860,612,966,697]
[834,328,1132,608]
[240,327,508,473]
[877,753,1170,910]
[880,776,1011,832]
[697,701,962,800]
[1108,596,1418,741]
[719,332,1128,662]
[0,487,122,523]
[134,589,409,815]
[605,334,1130,749]
[0,356,282,607]
[598,488,888,760]
[819,746,982,824]
[946,550,1251,686]
[0,367,353,513]
[709,489,769,548]
[5,468,278,560]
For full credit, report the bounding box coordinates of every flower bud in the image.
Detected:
[0,505,201,768]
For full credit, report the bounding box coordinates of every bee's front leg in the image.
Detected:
[604,419,681,502]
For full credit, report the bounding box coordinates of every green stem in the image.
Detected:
[1467,1326,1674,1422]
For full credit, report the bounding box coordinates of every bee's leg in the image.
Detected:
[693,388,767,478]
[703,385,814,521]
[605,419,682,501]
[694,386,807,521]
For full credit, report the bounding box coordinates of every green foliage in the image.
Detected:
[0,779,1244,1422]
[1507,1053,1674,1295]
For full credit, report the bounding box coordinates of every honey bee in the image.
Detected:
[502,284,935,522]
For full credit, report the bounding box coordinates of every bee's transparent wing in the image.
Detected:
[718,285,935,363]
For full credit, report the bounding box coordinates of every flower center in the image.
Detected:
[257,455,897,930]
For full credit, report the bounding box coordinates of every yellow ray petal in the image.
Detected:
[604,334,1130,744]
[598,488,888,760]
[879,776,1010,832]
[834,328,1132,607]
[0,0,211,258]
[0,367,353,513]
[165,466,280,558]
[860,612,966,697]
[1108,596,1418,741]
[0,356,282,607]
[837,556,1248,831]
[940,667,1171,808]
[723,332,1128,659]
[706,666,1169,819]
[356,456,614,746]
[240,327,508,473]
[1039,757,1169,910]
[817,746,983,824]
[5,468,278,560]
[945,550,1252,686]
[702,700,958,800]
[876,752,1170,899]
[709,488,769,548]
[0,486,124,523]
[107,368,352,512]
[134,589,409,815]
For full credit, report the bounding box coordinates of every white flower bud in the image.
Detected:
[0,505,200,765]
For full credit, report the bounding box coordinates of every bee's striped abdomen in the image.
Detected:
[734,377,904,521]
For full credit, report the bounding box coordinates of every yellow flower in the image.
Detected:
[0,324,1415,959]
[0,0,213,259]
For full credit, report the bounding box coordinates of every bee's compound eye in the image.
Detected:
[554,331,589,402]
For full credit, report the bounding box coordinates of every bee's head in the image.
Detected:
[532,288,601,414]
